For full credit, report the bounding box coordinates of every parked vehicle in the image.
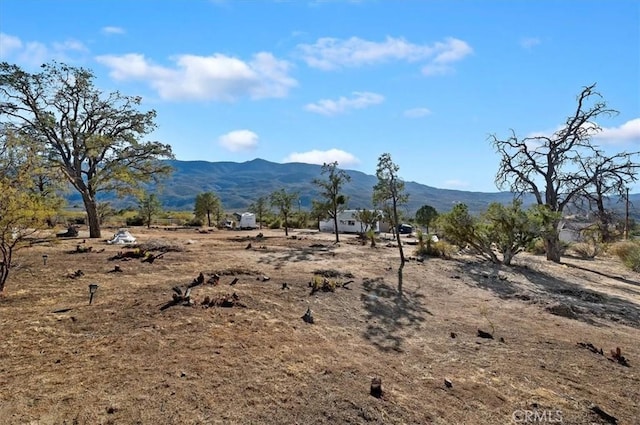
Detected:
[398,224,413,235]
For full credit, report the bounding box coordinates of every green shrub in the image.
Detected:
[185,218,203,227]
[125,216,145,226]
[610,241,640,272]
[527,238,547,255]
[268,218,281,229]
[527,238,569,256]
[414,237,456,259]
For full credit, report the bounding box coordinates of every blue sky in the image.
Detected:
[1,0,639,192]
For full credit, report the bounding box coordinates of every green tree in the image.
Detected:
[270,188,298,236]
[354,209,382,234]
[194,192,222,227]
[0,61,174,238]
[437,203,496,262]
[248,196,269,229]
[0,130,57,294]
[483,201,541,265]
[438,201,542,265]
[491,84,638,262]
[97,202,116,225]
[415,205,439,234]
[373,153,408,291]
[354,209,382,247]
[310,199,328,230]
[312,161,351,243]
[138,192,163,228]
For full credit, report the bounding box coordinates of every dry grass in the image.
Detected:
[1,227,639,424]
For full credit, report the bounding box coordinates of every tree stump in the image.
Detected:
[370,377,383,398]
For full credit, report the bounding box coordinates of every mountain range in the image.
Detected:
[66,158,638,218]
[156,159,519,215]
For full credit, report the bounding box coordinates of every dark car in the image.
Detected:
[398,224,413,234]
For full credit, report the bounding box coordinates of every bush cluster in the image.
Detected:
[610,241,640,272]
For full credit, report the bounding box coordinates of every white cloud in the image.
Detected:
[520,37,541,49]
[284,148,360,166]
[102,26,125,35]
[432,38,473,64]
[594,118,640,144]
[297,36,472,75]
[305,91,384,116]
[96,52,297,101]
[527,118,640,146]
[404,107,431,118]
[0,33,22,58]
[443,179,470,189]
[218,130,259,152]
[0,33,87,66]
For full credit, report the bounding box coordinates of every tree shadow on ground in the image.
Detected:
[561,261,640,287]
[360,276,432,352]
[454,259,640,329]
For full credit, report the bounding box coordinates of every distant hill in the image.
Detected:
[66,158,639,218]
[150,159,520,215]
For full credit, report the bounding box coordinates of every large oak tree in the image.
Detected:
[0,61,174,238]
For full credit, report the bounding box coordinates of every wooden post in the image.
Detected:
[625,187,630,240]
[370,377,382,398]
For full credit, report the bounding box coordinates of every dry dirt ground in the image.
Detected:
[1,227,639,425]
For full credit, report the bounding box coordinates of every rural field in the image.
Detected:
[0,227,638,425]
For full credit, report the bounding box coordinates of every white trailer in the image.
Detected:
[319,210,380,234]
[238,212,257,230]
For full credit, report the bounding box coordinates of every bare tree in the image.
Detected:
[312,161,351,243]
[576,151,638,242]
[0,61,174,238]
[491,83,637,262]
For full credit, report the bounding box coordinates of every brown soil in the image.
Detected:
[1,227,639,424]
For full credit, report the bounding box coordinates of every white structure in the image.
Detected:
[319,210,380,234]
[107,229,136,244]
[237,212,257,230]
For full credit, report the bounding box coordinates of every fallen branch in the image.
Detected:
[577,341,604,355]
[142,252,165,264]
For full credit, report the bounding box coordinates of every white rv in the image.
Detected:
[237,212,257,230]
[319,210,380,234]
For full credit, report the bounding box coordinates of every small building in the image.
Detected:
[319,210,380,234]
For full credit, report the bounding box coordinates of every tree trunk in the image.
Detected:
[333,215,340,243]
[284,214,289,236]
[206,211,211,227]
[0,245,13,294]
[503,249,514,266]
[83,195,101,238]
[397,263,404,294]
[545,234,562,263]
